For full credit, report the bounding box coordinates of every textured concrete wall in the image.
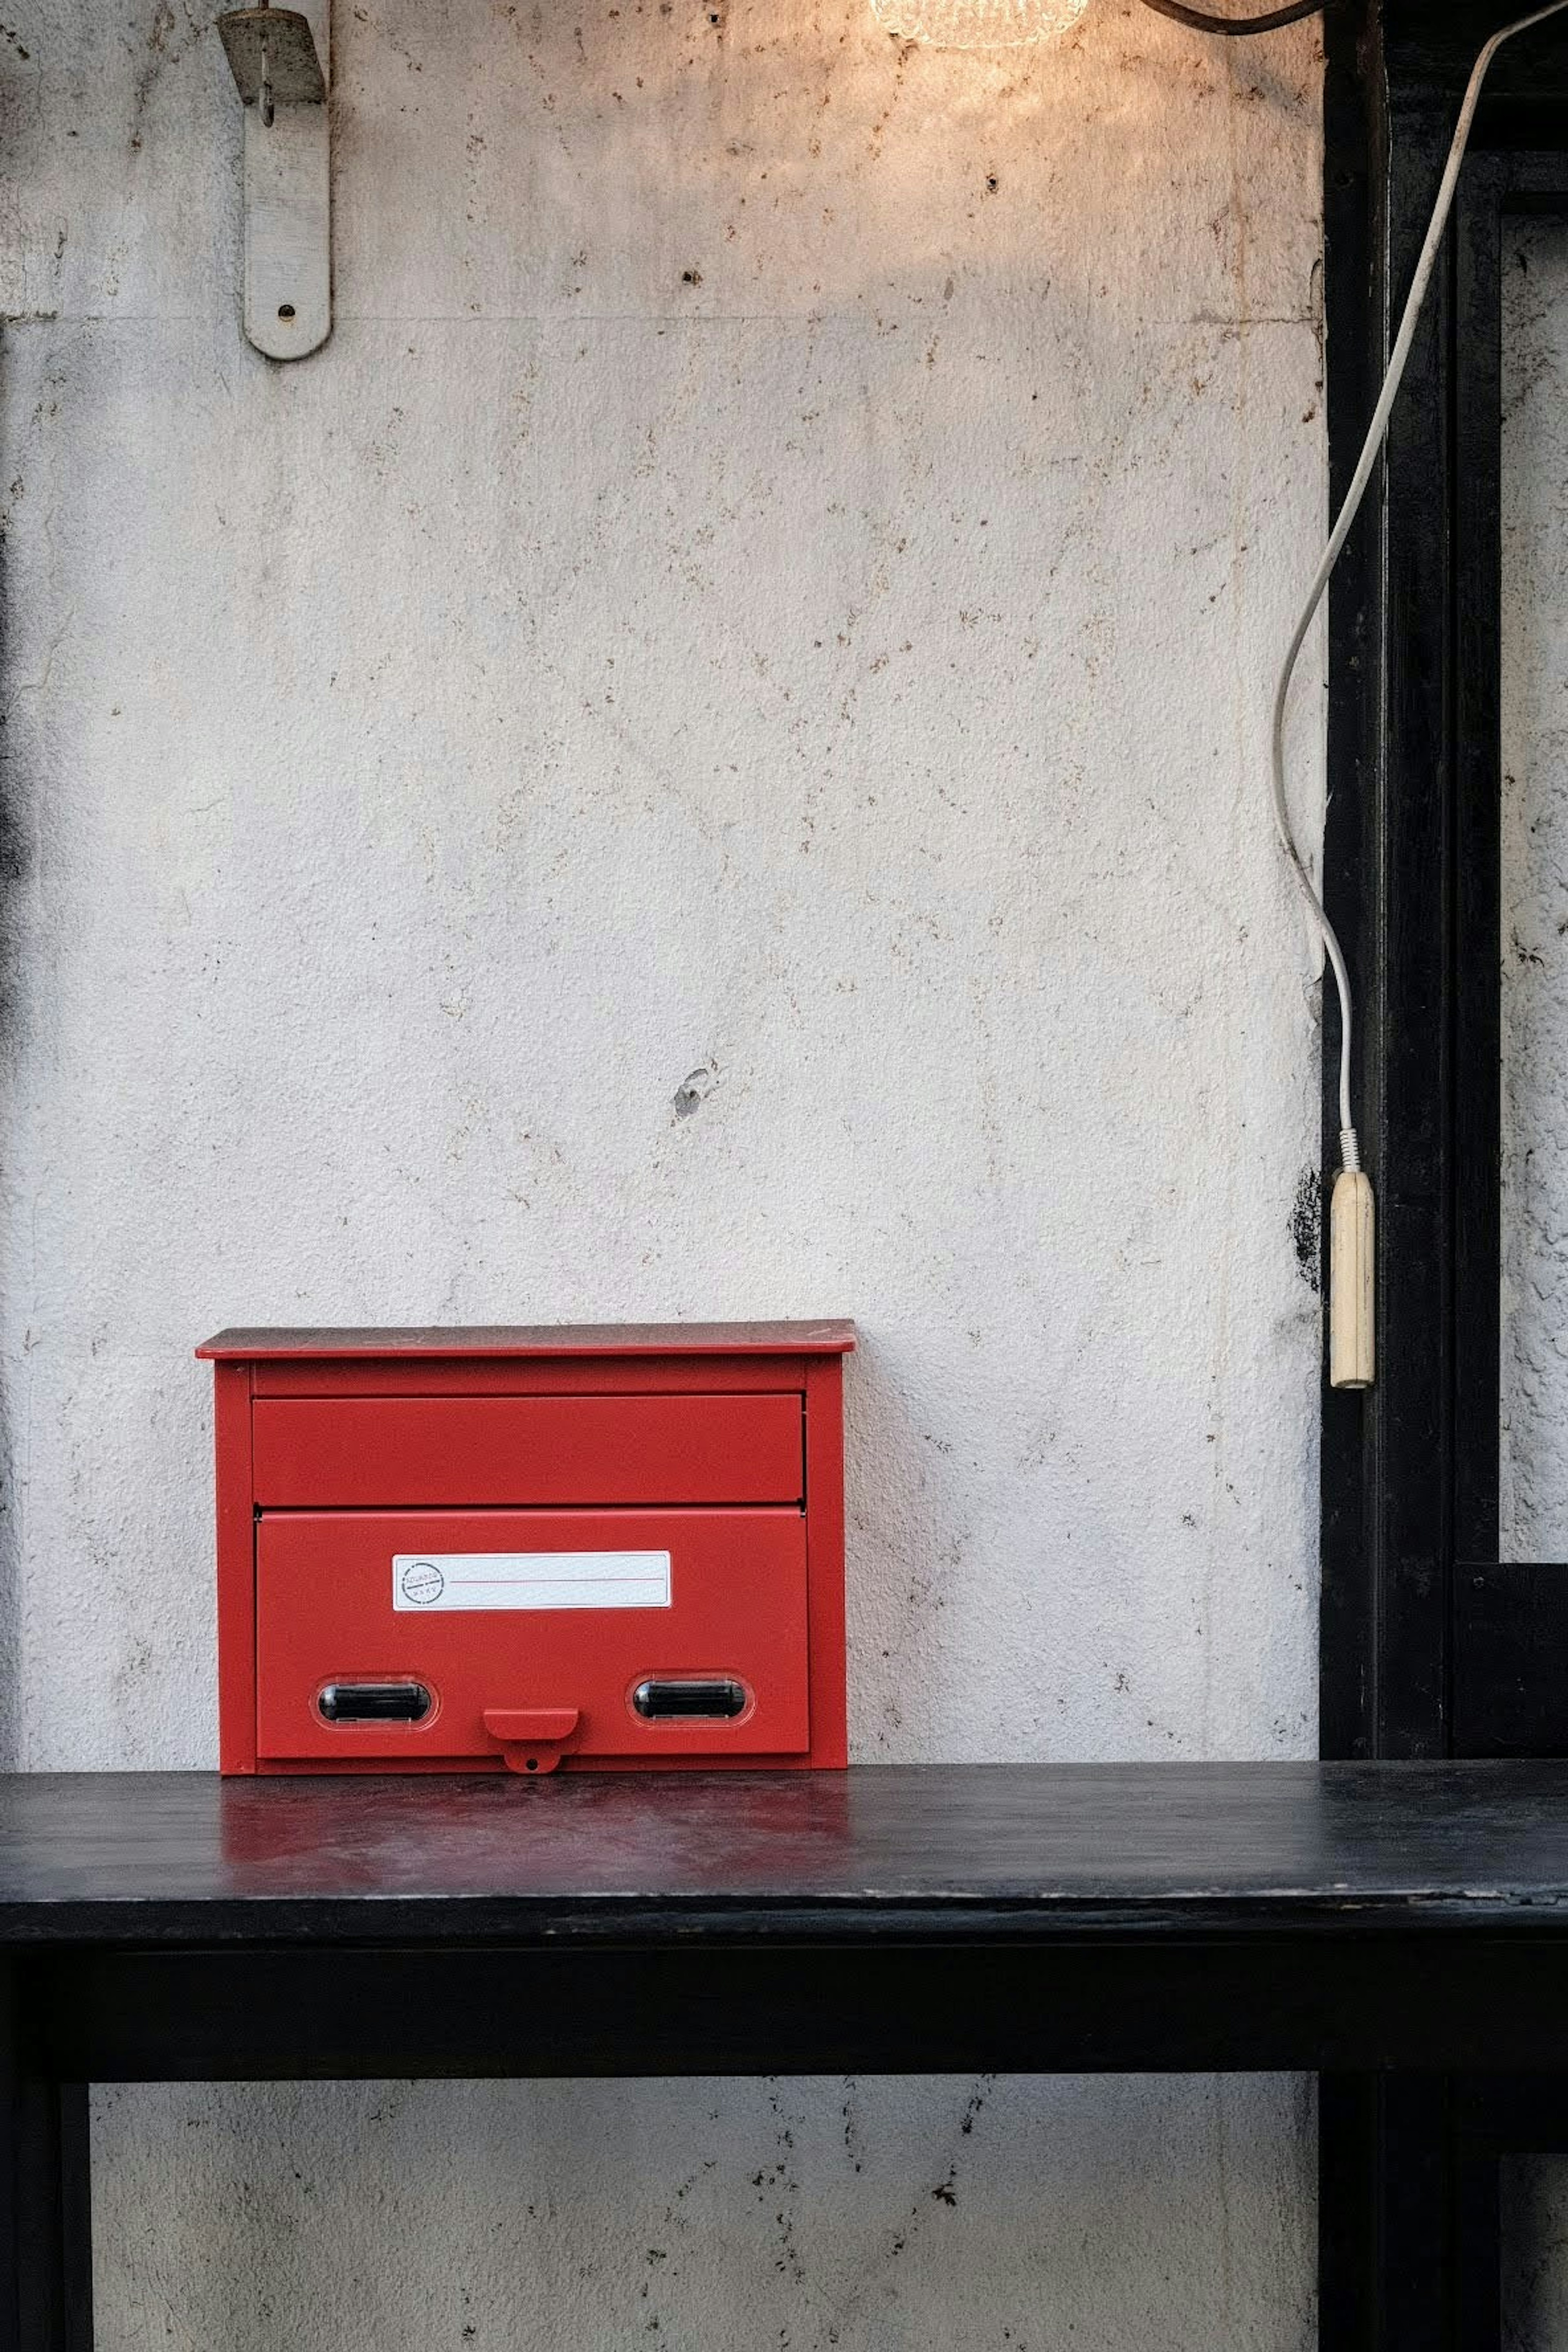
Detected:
[1499,214,1568,2352]
[1506,2158,1568,2352]
[1,1,1324,2343]
[1502,214,1568,1567]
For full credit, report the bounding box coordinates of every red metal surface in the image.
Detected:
[481,1709,581,1741]
[252,1393,804,1508]
[256,1510,809,1766]
[482,1707,581,1774]
[804,1356,849,1771]
[202,1325,851,1775]
[251,1356,810,1398]
[214,1361,257,1775]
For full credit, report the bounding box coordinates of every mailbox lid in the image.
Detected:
[250,1392,804,1509]
[200,1320,857,1359]
[255,1508,810,1764]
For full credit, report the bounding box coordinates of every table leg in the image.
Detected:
[1319,2073,1496,2352]
[0,1968,93,2351]
[1453,2132,1503,2352]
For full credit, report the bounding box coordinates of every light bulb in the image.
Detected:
[870,0,1090,44]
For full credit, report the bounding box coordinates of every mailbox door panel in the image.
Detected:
[256,1508,810,1764]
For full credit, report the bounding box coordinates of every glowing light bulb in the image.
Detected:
[870,0,1090,44]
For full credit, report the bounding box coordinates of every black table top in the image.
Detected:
[7,1761,1568,1946]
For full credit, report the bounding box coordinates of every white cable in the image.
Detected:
[1270,0,1568,1166]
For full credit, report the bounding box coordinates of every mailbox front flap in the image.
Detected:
[255,1507,811,1762]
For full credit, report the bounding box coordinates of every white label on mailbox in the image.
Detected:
[392,1550,671,1613]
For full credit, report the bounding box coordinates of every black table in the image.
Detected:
[9,1760,1568,2347]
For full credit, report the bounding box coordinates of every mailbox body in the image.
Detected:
[198,1323,854,1775]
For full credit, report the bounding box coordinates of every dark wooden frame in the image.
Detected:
[1321,2,1568,1765]
[1320,3,1568,2342]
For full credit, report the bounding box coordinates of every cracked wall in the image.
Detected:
[0,1,1323,2343]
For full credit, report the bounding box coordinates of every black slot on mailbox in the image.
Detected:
[318,1682,433,1725]
[632,1677,748,1721]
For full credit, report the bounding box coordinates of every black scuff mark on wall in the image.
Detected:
[1290,1165,1321,1293]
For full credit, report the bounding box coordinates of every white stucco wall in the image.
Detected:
[1502,213,1568,1567]
[1,1,1325,2343]
[1498,212,1568,2352]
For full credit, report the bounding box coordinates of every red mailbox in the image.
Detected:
[197,1322,855,1775]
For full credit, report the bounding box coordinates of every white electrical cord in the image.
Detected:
[1271,0,1568,1181]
